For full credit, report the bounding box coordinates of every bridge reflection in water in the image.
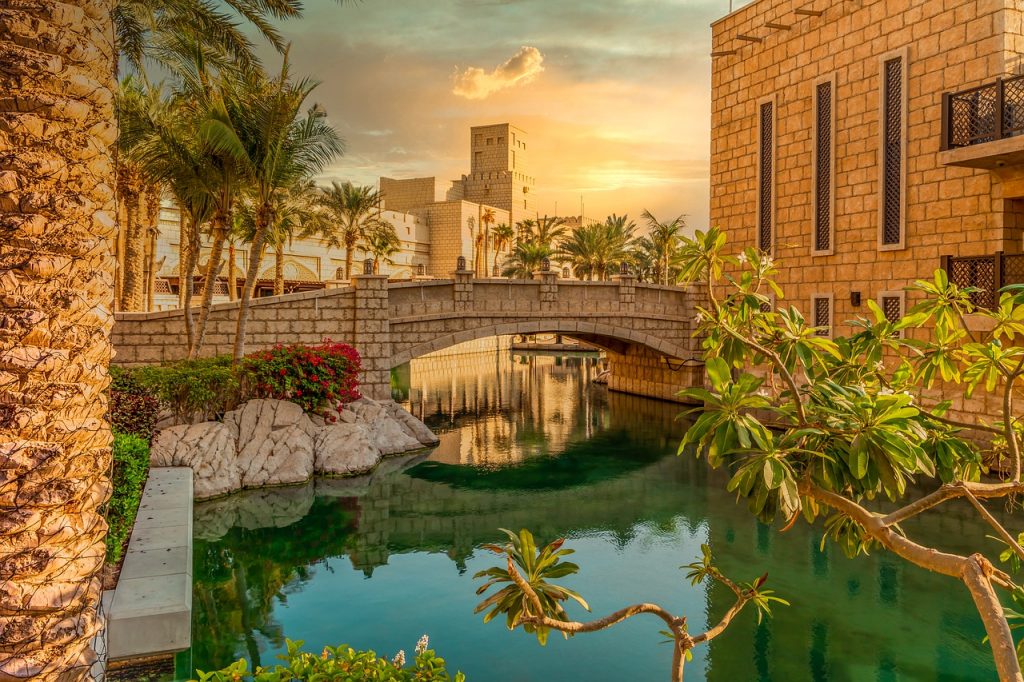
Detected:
[182,348,998,681]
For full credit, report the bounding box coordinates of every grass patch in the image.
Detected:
[105,432,151,564]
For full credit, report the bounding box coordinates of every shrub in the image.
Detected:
[193,638,463,682]
[244,340,361,416]
[109,367,160,441]
[132,356,242,424]
[105,432,150,564]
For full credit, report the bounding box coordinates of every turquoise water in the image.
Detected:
[178,349,1001,680]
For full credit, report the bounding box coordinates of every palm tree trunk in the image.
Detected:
[234,208,272,361]
[178,208,188,308]
[227,241,238,301]
[146,228,158,312]
[0,1,116,678]
[182,215,196,350]
[144,190,160,312]
[115,199,126,309]
[190,218,227,358]
[121,190,144,310]
[344,236,355,283]
[274,240,285,296]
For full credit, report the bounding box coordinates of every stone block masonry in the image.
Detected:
[113,275,709,404]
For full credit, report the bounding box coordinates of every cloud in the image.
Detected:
[452,46,545,99]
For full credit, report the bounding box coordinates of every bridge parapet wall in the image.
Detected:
[112,273,707,402]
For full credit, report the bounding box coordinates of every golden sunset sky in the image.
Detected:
[264,0,751,230]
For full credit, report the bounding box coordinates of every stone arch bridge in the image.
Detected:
[113,271,706,402]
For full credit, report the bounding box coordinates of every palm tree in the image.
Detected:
[492,222,515,276]
[1,4,117,678]
[478,207,496,277]
[317,181,384,282]
[502,241,553,279]
[527,215,568,250]
[202,58,343,361]
[363,221,402,275]
[0,4,351,678]
[237,178,326,296]
[557,223,603,281]
[641,209,686,286]
[116,76,161,311]
[515,218,536,244]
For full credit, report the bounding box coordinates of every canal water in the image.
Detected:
[177,347,999,680]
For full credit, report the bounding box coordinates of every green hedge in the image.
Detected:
[105,432,150,564]
[112,342,363,426]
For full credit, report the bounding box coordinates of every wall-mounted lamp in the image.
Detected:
[850,291,862,307]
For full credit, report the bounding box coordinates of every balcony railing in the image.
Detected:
[940,75,1024,150]
[943,252,1024,309]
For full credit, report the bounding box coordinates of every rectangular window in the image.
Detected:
[757,97,775,254]
[474,151,482,165]
[811,294,833,337]
[880,290,905,336]
[813,77,835,255]
[474,134,483,145]
[487,137,494,145]
[880,50,907,249]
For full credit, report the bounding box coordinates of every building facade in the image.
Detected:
[446,123,536,225]
[711,0,1024,339]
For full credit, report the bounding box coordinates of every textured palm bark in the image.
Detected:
[117,169,144,311]
[0,0,116,679]
[226,242,238,301]
[144,190,159,312]
[273,241,284,296]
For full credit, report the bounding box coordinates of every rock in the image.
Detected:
[315,423,382,475]
[370,414,422,455]
[224,399,316,488]
[150,396,437,501]
[150,422,240,500]
[382,401,439,446]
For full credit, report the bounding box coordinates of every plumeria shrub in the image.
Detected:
[677,227,1024,678]
[193,637,463,682]
[244,340,361,416]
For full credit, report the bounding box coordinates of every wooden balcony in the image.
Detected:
[939,75,1024,198]
[943,251,1024,309]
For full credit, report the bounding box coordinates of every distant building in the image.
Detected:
[148,123,534,311]
[446,123,535,225]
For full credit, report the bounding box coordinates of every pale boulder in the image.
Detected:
[150,422,239,500]
[315,423,382,475]
[224,399,316,488]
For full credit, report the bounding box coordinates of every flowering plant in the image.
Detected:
[193,638,463,681]
[244,340,362,416]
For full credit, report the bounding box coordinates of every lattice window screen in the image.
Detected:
[882,296,902,324]
[815,81,832,252]
[813,297,831,336]
[758,101,774,252]
[882,57,903,246]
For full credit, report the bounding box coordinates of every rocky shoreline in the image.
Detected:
[150,397,439,499]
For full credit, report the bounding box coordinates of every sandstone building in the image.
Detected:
[710,0,1024,339]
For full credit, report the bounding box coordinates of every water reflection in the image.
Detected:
[180,348,999,681]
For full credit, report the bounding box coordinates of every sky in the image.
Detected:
[260,0,750,230]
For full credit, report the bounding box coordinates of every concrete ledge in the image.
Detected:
[107,467,192,661]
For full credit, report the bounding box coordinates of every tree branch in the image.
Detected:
[962,486,1024,566]
[506,558,679,633]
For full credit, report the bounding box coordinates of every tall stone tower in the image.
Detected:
[448,123,535,225]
